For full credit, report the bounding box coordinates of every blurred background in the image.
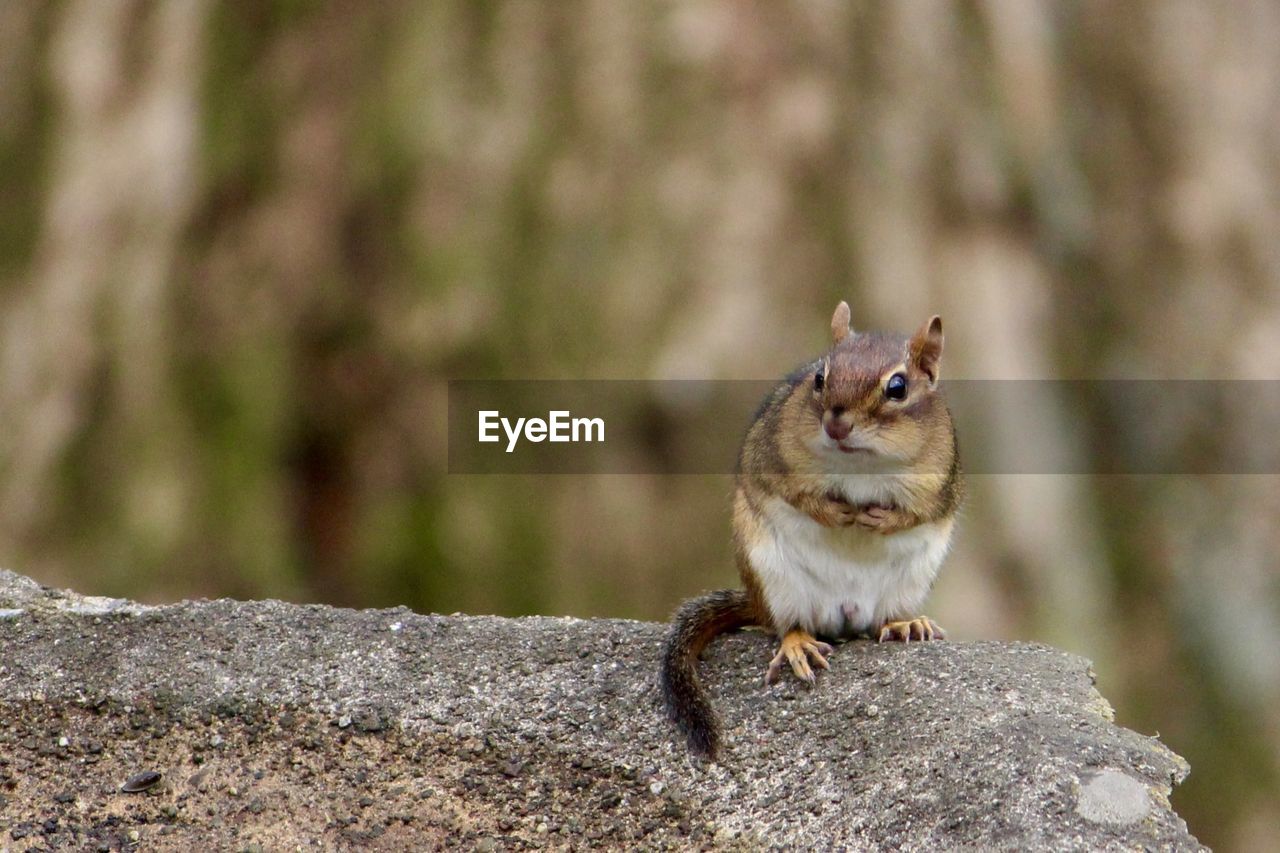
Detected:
[2,1,1278,847]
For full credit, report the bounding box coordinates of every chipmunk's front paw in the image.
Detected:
[854,504,914,534]
[765,629,833,685]
[878,616,946,643]
[810,494,859,527]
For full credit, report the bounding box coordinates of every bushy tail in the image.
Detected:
[659,589,757,758]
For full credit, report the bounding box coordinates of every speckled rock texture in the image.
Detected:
[0,568,1201,850]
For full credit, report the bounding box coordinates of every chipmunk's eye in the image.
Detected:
[885,372,908,400]
[813,369,825,392]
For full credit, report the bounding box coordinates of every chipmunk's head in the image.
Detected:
[807,301,947,462]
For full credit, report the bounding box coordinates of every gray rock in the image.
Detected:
[0,568,1202,849]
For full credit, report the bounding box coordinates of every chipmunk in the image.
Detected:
[660,301,961,758]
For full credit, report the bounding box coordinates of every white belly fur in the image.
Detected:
[747,480,954,637]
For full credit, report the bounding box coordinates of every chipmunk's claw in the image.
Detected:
[765,630,833,685]
[854,504,914,535]
[878,616,946,644]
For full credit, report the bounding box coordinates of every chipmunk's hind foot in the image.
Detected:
[765,630,833,685]
[878,616,946,643]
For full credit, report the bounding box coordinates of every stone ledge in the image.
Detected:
[0,568,1201,850]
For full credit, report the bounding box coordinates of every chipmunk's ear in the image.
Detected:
[909,315,944,384]
[830,301,852,345]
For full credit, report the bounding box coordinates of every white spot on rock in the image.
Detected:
[1076,769,1151,825]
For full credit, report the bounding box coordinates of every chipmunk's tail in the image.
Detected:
[659,589,757,759]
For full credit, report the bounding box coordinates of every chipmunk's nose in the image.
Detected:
[824,409,851,441]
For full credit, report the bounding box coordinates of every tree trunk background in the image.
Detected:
[2,2,1278,846]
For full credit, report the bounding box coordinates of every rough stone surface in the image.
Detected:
[0,568,1202,850]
